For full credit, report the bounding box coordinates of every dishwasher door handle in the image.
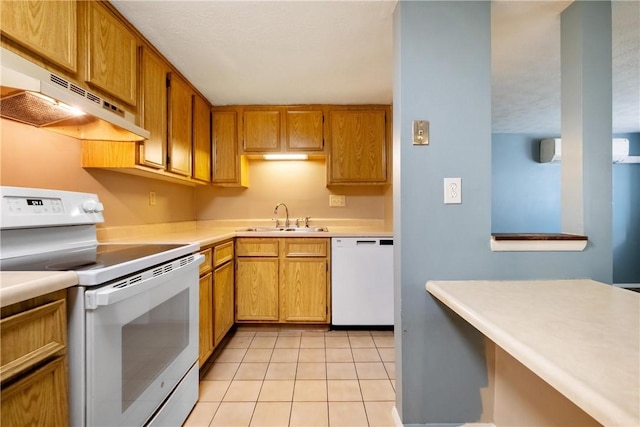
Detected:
[356,240,377,245]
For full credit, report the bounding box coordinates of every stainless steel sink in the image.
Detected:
[237,226,328,232]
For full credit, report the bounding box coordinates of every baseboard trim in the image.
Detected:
[392,405,402,427]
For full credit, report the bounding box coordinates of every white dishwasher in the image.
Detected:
[331,237,394,326]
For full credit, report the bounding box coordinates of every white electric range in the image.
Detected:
[0,186,202,427]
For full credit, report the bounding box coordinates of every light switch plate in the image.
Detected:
[444,178,461,204]
[413,120,429,145]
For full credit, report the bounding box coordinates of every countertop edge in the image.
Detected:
[425,280,639,427]
[1,271,78,308]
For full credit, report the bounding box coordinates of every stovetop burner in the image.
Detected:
[1,244,186,271]
[0,187,199,287]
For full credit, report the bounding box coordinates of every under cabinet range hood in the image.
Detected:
[0,48,149,141]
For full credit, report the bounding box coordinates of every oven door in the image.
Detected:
[84,254,202,427]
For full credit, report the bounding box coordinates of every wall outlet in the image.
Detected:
[329,194,346,207]
[444,178,461,204]
[149,191,157,206]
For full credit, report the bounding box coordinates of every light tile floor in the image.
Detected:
[184,328,396,427]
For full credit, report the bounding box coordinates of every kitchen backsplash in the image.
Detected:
[2,119,392,228]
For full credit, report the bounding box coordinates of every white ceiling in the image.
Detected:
[112,0,639,134]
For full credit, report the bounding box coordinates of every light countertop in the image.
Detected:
[426,279,640,427]
[2,221,392,306]
[98,221,392,247]
[1,271,78,308]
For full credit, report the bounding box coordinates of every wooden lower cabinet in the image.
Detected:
[198,272,214,366]
[213,246,235,346]
[235,258,279,321]
[1,356,68,427]
[198,241,235,365]
[0,290,68,427]
[235,237,330,324]
[280,258,328,322]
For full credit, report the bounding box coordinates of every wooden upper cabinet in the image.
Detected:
[243,109,281,152]
[168,73,193,177]
[328,109,388,184]
[139,47,168,169]
[0,1,77,73]
[213,110,247,186]
[86,2,137,106]
[286,110,324,151]
[192,95,212,183]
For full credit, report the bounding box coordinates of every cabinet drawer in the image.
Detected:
[1,355,68,426]
[284,238,328,257]
[236,238,279,257]
[1,299,66,383]
[213,240,234,267]
[199,248,213,275]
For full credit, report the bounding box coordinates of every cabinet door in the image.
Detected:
[214,261,234,346]
[328,110,387,183]
[198,273,214,366]
[192,95,212,183]
[243,109,281,152]
[286,110,324,151]
[235,258,279,321]
[0,356,68,427]
[86,2,137,106]
[139,47,168,169]
[0,0,77,72]
[168,73,193,176]
[213,110,242,185]
[280,258,328,323]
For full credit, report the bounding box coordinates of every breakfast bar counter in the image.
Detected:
[426,279,639,427]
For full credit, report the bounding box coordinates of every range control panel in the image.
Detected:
[0,186,104,229]
[4,195,65,215]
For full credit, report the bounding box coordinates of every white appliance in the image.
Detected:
[539,137,640,163]
[0,186,202,427]
[331,237,394,326]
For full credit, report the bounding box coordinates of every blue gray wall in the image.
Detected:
[492,132,640,283]
[394,2,614,425]
[492,134,562,233]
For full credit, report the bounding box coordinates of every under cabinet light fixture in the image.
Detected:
[263,154,309,160]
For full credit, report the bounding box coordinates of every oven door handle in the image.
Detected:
[85,254,203,309]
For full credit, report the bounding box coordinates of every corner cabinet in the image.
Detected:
[0,0,77,73]
[212,109,248,187]
[327,107,390,185]
[0,290,68,427]
[235,238,330,324]
[197,240,235,366]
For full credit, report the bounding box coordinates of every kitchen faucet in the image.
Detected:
[273,202,289,228]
